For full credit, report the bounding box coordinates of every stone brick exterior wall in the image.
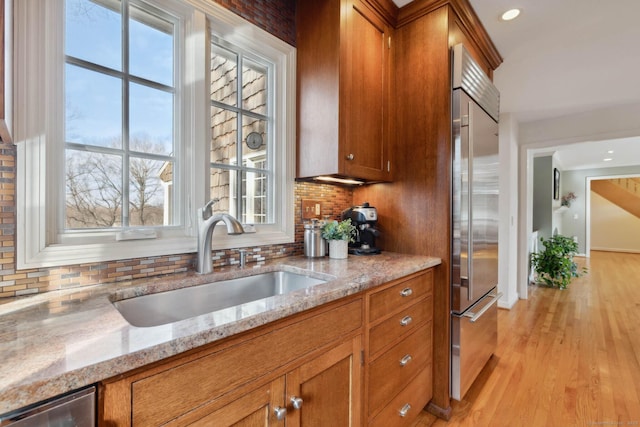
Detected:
[0,0,356,298]
[213,0,296,46]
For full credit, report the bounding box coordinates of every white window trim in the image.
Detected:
[15,0,296,269]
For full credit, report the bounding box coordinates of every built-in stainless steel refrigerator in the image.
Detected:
[450,44,501,401]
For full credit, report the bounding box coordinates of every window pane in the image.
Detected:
[211,44,238,107]
[65,0,122,71]
[242,58,267,115]
[129,4,174,86]
[241,170,268,224]
[130,83,173,154]
[242,116,267,168]
[66,150,123,229]
[129,157,170,226]
[210,168,234,217]
[65,63,122,148]
[211,106,237,165]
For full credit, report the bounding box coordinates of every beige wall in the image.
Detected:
[590,192,640,253]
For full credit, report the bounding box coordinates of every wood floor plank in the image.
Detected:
[411,251,640,426]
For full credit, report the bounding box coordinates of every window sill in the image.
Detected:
[17,229,294,270]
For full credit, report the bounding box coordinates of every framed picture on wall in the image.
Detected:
[553,168,560,200]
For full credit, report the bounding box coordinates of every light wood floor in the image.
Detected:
[412,251,640,427]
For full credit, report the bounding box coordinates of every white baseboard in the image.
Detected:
[591,247,640,254]
[498,293,519,309]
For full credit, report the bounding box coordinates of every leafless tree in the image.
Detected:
[129,138,165,226]
[66,150,122,228]
[65,137,167,229]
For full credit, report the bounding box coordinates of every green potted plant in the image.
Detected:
[321,219,356,259]
[530,234,587,289]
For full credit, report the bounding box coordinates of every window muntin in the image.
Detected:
[209,40,272,225]
[64,0,177,230]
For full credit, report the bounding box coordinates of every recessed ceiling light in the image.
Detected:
[607,150,614,154]
[603,158,613,162]
[501,8,521,21]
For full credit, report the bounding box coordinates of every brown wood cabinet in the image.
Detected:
[354,1,501,418]
[99,298,363,426]
[176,337,362,427]
[284,337,361,426]
[364,269,434,426]
[296,0,392,182]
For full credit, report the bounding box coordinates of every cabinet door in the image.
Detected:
[184,377,285,427]
[285,336,362,427]
[343,0,391,181]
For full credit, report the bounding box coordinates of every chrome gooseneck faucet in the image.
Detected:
[197,199,244,274]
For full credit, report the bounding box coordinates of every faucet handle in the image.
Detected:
[201,198,220,219]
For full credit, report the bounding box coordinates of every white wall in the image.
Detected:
[590,191,640,253]
[498,113,519,309]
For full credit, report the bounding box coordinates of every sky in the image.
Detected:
[65,0,174,155]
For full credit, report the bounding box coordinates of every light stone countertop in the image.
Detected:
[0,252,441,414]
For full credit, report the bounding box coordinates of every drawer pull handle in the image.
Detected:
[273,406,287,420]
[399,354,412,367]
[400,287,413,297]
[290,396,303,410]
[399,403,411,417]
[400,315,413,326]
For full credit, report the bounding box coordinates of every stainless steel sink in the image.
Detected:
[113,271,329,327]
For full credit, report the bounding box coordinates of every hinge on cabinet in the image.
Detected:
[387,161,390,172]
[360,349,365,366]
[388,36,391,49]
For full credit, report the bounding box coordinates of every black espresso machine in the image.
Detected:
[341,203,381,255]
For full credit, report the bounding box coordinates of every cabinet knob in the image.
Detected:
[290,396,303,410]
[399,403,412,417]
[273,406,287,420]
[399,354,412,367]
[400,315,413,326]
[346,153,354,160]
[400,287,413,297]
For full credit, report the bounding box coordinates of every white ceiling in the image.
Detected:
[543,138,640,171]
[392,0,640,171]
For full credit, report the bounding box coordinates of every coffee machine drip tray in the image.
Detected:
[349,245,381,255]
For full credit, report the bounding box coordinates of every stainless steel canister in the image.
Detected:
[304,220,326,257]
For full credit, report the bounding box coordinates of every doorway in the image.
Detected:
[586,175,640,256]
[519,140,640,301]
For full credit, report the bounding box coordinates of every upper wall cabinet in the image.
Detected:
[297,0,392,182]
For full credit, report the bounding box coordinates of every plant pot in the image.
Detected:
[328,239,348,259]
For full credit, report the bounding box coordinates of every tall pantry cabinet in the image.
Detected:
[354,0,501,419]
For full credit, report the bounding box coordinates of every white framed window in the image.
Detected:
[15,0,295,269]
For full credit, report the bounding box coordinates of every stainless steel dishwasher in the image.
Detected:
[0,386,95,426]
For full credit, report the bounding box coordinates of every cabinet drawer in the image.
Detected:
[369,364,432,427]
[368,270,433,322]
[131,299,362,426]
[369,296,432,357]
[368,323,431,416]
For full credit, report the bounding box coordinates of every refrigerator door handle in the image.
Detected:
[463,292,503,323]
[466,101,474,303]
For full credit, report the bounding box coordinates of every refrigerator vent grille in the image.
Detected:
[452,44,500,122]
